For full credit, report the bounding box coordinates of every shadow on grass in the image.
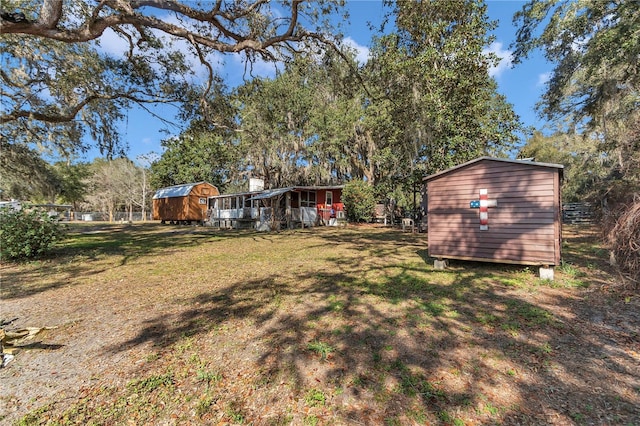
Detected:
[11,342,65,351]
[103,227,639,424]
[0,223,258,300]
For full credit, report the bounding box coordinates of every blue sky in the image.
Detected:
[89,0,552,163]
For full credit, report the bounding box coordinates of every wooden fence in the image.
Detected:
[562,203,595,224]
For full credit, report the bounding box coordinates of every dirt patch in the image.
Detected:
[1,224,638,425]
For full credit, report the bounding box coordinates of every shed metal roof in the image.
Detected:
[423,157,563,182]
[153,182,205,199]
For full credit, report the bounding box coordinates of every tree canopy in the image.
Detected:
[145,0,522,205]
[513,0,639,283]
[370,0,522,176]
[1,0,343,53]
[4,0,523,217]
[1,0,346,156]
[513,0,639,193]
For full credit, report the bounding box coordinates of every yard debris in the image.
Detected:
[1,324,58,368]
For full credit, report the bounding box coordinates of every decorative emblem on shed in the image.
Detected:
[469,189,497,231]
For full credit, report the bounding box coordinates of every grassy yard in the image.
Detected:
[1,223,638,425]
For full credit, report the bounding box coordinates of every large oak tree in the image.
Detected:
[513,0,639,283]
[368,0,522,179]
[513,0,639,187]
[1,0,346,156]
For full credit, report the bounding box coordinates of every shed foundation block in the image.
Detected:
[539,266,554,281]
[434,259,448,270]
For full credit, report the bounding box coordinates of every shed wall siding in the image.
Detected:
[152,197,188,220]
[427,161,561,265]
[153,183,219,221]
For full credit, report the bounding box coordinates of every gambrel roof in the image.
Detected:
[153,182,208,199]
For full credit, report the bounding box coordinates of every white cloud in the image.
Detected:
[342,37,370,65]
[228,53,280,82]
[97,27,130,56]
[537,72,552,87]
[483,41,513,78]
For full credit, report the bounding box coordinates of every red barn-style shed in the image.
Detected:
[424,157,563,277]
[152,182,219,224]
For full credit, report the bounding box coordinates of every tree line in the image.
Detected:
[2,0,636,205]
[2,1,522,211]
[0,156,151,222]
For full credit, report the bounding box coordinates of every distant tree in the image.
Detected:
[513,0,640,193]
[233,49,365,187]
[304,48,379,185]
[149,133,239,191]
[0,142,92,209]
[518,131,609,202]
[136,154,157,221]
[51,162,90,211]
[518,131,568,165]
[342,180,375,223]
[0,140,61,202]
[83,159,118,222]
[234,58,316,188]
[83,158,146,222]
[114,159,146,222]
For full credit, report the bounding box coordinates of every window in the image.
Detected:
[290,192,300,208]
[325,191,333,207]
[300,191,316,207]
[199,198,207,205]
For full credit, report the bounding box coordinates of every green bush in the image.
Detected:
[342,180,375,223]
[0,208,66,260]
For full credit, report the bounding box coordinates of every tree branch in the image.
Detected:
[1,0,344,136]
[39,0,63,29]
[1,92,176,123]
[1,0,319,56]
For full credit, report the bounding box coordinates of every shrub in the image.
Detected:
[0,207,66,260]
[604,198,640,287]
[342,180,375,223]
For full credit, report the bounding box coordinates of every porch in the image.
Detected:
[207,186,344,231]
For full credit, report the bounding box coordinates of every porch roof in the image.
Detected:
[213,185,345,202]
[247,187,292,201]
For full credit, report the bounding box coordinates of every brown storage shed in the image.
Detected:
[424,157,563,273]
[152,182,219,224]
